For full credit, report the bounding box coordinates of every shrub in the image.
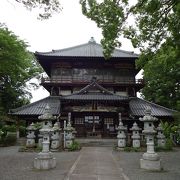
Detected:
[2,125,16,134]
[0,129,4,138]
[155,138,173,151]
[165,138,173,150]
[124,147,141,152]
[19,126,26,137]
[124,147,131,152]
[0,132,16,146]
[68,141,81,151]
[34,122,42,129]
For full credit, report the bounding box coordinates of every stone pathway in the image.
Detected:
[65,147,126,180]
[0,146,179,180]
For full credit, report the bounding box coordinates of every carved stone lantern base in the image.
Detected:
[26,139,35,148]
[117,139,126,148]
[140,158,162,171]
[140,149,162,171]
[34,152,56,170]
[51,140,60,152]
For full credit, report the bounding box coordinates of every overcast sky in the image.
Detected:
[0,0,141,102]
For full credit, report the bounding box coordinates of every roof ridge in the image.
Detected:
[35,42,95,55]
[35,40,139,57]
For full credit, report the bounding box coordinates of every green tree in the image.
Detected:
[0,25,42,114]
[14,0,62,19]
[80,0,180,110]
[80,0,130,59]
[139,41,180,110]
[80,0,180,57]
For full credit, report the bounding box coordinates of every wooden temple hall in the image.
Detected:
[10,37,175,138]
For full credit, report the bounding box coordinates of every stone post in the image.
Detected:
[34,104,56,170]
[38,131,43,148]
[130,122,141,148]
[51,122,61,151]
[64,112,75,149]
[116,113,127,149]
[157,123,166,147]
[139,107,162,171]
[26,122,36,148]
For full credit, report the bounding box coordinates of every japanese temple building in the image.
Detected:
[10,37,176,137]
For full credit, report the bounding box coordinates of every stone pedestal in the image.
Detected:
[139,107,162,171]
[116,113,127,148]
[157,123,166,147]
[26,123,36,148]
[140,158,162,171]
[34,152,56,170]
[130,122,141,148]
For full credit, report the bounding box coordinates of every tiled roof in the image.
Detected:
[63,94,128,101]
[76,78,114,95]
[62,78,128,101]
[10,96,60,116]
[10,87,176,117]
[35,37,138,58]
[129,98,176,117]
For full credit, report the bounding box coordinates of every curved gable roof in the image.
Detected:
[35,37,138,58]
[62,78,128,101]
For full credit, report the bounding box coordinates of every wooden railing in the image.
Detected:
[41,77,144,85]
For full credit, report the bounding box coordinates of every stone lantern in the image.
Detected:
[130,122,141,148]
[139,107,162,171]
[157,123,166,147]
[38,131,43,148]
[34,105,56,170]
[64,112,75,149]
[51,122,61,151]
[26,122,36,148]
[116,113,127,148]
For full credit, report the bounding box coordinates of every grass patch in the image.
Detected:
[68,141,81,151]
[19,145,42,152]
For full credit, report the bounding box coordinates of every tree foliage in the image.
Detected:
[80,0,180,57]
[80,0,180,110]
[80,0,130,59]
[14,0,62,19]
[139,40,180,110]
[0,25,42,114]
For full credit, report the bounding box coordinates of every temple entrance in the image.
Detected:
[85,115,103,138]
[72,112,118,138]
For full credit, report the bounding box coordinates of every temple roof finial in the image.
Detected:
[88,37,96,44]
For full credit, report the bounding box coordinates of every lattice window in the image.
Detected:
[104,118,114,124]
[84,116,100,123]
[75,118,84,124]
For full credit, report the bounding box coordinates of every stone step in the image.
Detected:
[77,138,117,147]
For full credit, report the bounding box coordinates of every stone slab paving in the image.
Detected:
[0,146,80,180]
[0,146,180,180]
[113,147,180,180]
[65,147,125,180]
